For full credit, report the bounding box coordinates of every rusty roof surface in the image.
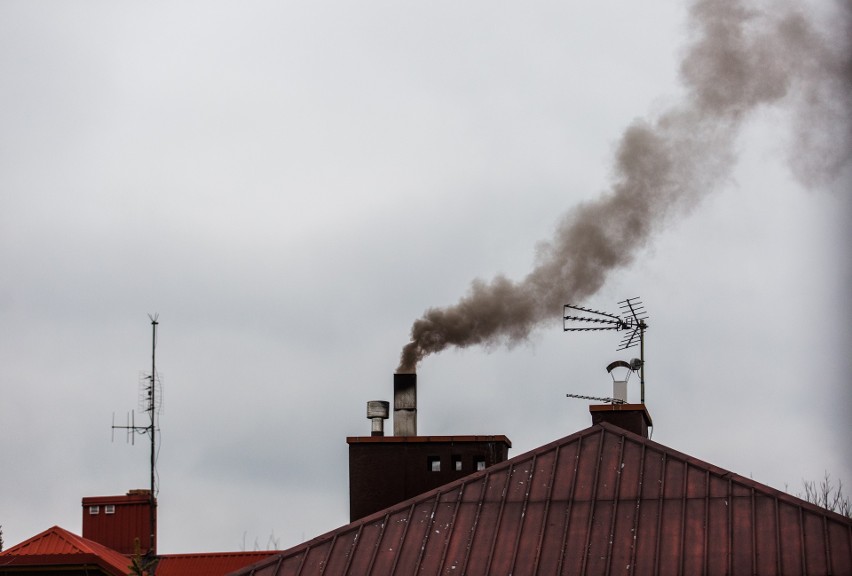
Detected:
[0,525,130,575]
[157,551,280,576]
[230,423,852,576]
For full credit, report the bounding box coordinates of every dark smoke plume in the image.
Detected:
[398,0,851,373]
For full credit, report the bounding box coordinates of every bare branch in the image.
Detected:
[798,472,852,519]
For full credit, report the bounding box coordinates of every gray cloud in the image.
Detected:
[398,0,851,372]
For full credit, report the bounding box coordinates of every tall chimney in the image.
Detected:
[393,372,417,436]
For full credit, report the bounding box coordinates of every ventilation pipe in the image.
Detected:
[606,359,641,403]
[366,401,389,436]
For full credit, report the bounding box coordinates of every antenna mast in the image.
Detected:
[111,314,160,556]
[147,313,158,555]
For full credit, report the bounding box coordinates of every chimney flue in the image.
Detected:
[606,360,635,403]
[393,372,417,436]
[366,400,389,436]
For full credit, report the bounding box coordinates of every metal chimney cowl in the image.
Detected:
[366,400,389,436]
[393,372,416,436]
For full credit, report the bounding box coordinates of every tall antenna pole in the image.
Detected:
[148,314,158,556]
[639,319,646,403]
[111,315,162,564]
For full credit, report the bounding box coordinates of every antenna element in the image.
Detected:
[566,393,626,404]
[564,297,649,402]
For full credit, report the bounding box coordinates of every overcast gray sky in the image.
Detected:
[1,0,850,555]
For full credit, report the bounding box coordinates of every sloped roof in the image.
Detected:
[230,422,852,576]
[157,551,281,575]
[0,526,276,576]
[0,526,279,576]
[0,525,130,575]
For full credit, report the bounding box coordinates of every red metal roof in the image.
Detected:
[157,551,280,576]
[230,422,852,576]
[0,525,130,575]
[0,526,280,576]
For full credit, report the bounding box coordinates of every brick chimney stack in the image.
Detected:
[589,404,653,438]
[82,489,156,555]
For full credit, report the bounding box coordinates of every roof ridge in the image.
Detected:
[53,525,98,554]
[0,525,79,555]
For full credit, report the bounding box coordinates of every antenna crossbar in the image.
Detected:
[617,327,642,350]
[566,393,626,404]
[111,410,144,445]
[564,304,621,320]
[563,304,631,333]
[618,297,648,322]
[563,315,623,328]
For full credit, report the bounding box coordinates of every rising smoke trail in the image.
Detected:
[398,0,851,373]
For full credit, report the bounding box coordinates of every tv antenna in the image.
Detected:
[563,297,649,402]
[111,314,160,555]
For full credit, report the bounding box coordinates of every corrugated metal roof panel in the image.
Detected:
[230,423,852,576]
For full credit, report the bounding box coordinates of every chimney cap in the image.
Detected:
[366,400,389,419]
[606,360,632,373]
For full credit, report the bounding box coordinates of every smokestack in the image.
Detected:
[393,372,417,436]
[366,400,389,436]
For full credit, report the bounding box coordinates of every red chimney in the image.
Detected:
[82,489,156,555]
[589,403,653,438]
